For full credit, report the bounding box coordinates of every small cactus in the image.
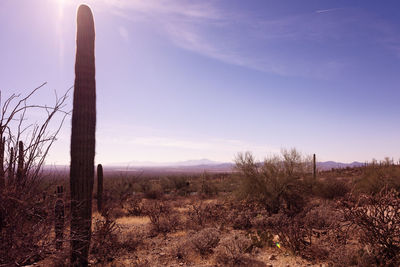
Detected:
[8,147,14,184]
[97,164,103,213]
[0,137,5,190]
[313,154,317,181]
[55,185,65,250]
[16,141,24,186]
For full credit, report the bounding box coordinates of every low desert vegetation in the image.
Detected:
[3,135,400,266]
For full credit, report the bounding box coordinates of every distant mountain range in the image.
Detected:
[108,158,222,167]
[103,159,365,172]
[43,159,365,173]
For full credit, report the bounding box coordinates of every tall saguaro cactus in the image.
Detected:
[70,4,96,266]
[97,164,103,213]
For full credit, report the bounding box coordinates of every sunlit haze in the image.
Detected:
[2,0,400,165]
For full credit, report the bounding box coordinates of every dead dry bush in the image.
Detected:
[0,190,54,265]
[190,227,221,256]
[215,234,266,267]
[143,200,181,236]
[0,84,69,266]
[343,188,400,266]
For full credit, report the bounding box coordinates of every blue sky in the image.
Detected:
[1,0,400,164]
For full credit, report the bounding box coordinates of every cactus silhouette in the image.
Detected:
[313,153,317,181]
[8,147,14,184]
[0,137,5,190]
[16,141,24,186]
[55,185,65,250]
[69,4,96,266]
[97,164,103,213]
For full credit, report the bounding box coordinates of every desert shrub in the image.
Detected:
[126,195,144,216]
[90,212,121,264]
[215,234,266,267]
[171,241,192,261]
[325,246,376,267]
[266,212,311,253]
[354,164,400,195]
[343,188,400,266]
[168,175,191,196]
[235,149,311,214]
[315,178,350,199]
[186,202,228,230]
[119,231,144,253]
[199,172,219,197]
[144,183,164,199]
[246,229,275,250]
[143,201,181,236]
[226,201,262,230]
[107,178,135,208]
[190,227,220,256]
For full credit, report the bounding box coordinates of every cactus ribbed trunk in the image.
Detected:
[8,147,14,184]
[70,4,96,267]
[97,164,103,213]
[0,137,5,190]
[16,141,24,186]
[55,186,65,250]
[313,154,316,181]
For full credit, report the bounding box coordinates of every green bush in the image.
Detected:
[234,148,311,214]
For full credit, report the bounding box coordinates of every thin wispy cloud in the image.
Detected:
[92,0,400,78]
[316,8,342,14]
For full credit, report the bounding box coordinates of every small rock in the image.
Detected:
[159,252,165,256]
[269,254,277,261]
[179,263,184,266]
